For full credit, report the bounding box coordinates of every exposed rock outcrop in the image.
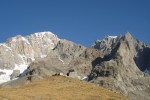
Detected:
[92,35,118,54]
[68,48,105,78]
[53,39,86,63]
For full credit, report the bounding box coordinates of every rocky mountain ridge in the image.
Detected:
[92,32,150,73]
[90,33,150,100]
[0,32,150,100]
[0,31,86,83]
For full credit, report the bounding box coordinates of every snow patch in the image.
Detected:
[0,64,28,84]
[108,36,117,38]
[0,75,11,84]
[14,64,28,74]
[0,69,13,84]
[33,31,55,37]
[0,69,13,76]
[14,64,28,77]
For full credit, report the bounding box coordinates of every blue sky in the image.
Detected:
[0,0,150,47]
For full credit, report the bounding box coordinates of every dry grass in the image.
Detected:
[0,76,128,100]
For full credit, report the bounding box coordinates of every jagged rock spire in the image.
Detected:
[124,32,133,40]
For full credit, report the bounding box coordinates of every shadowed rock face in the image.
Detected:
[149,56,150,70]
[134,47,150,71]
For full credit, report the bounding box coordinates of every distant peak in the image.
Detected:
[126,32,131,35]
[33,31,54,36]
[125,32,132,37]
[107,35,117,39]
[123,32,133,40]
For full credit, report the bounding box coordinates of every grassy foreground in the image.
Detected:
[0,76,128,100]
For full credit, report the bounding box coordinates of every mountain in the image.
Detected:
[90,32,150,100]
[0,32,59,83]
[92,32,150,73]
[0,31,86,83]
[0,32,150,100]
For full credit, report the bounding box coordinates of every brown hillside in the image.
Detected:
[0,76,128,100]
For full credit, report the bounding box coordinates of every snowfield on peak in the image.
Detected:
[33,31,56,36]
[107,35,117,38]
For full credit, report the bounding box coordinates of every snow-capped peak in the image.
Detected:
[33,31,56,37]
[0,31,60,84]
[107,35,117,39]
